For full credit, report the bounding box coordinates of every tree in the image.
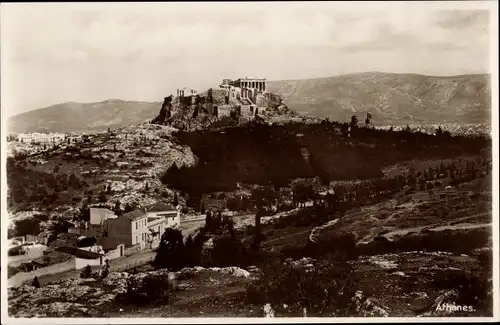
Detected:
[350,115,358,128]
[153,228,186,270]
[113,200,122,216]
[204,210,213,231]
[227,196,242,212]
[14,218,41,237]
[32,276,40,288]
[365,112,372,125]
[292,183,316,208]
[436,126,443,136]
[80,265,92,278]
[98,191,107,203]
[77,236,97,247]
[50,218,73,236]
[252,209,265,253]
[251,186,277,210]
[172,193,179,206]
[75,201,90,221]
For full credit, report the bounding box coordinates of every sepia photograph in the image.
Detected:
[1,1,498,323]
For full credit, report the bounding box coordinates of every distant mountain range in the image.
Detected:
[267,72,490,125]
[8,72,491,133]
[8,99,162,133]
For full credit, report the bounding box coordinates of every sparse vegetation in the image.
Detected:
[246,257,358,316]
[116,274,171,306]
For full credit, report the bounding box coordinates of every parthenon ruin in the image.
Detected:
[220,77,267,102]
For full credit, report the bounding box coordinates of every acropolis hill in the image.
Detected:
[7,72,490,134]
[151,77,296,130]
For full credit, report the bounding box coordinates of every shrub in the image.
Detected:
[309,233,359,261]
[80,265,92,278]
[433,268,492,315]
[246,258,358,316]
[77,236,97,248]
[116,274,171,306]
[210,235,248,267]
[359,228,490,256]
[8,246,24,256]
[8,265,21,278]
[13,217,41,237]
[32,276,41,288]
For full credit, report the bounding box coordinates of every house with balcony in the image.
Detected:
[101,202,181,250]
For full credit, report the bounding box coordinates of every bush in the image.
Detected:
[77,237,97,248]
[358,228,490,256]
[13,217,41,237]
[210,235,248,267]
[116,274,171,306]
[80,265,92,278]
[32,276,41,288]
[433,268,492,315]
[246,258,358,316]
[309,233,359,261]
[8,246,24,256]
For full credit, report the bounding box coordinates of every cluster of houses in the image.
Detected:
[71,202,181,250]
[8,132,83,144]
[11,202,181,273]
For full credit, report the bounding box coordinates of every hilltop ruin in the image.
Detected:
[151,77,296,130]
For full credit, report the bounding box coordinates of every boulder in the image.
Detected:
[418,290,460,317]
[353,291,389,317]
[289,257,316,271]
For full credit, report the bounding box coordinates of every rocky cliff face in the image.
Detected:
[151,89,298,131]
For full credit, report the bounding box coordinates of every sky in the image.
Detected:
[0,1,495,117]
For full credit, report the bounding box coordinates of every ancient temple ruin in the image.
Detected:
[219,77,267,105]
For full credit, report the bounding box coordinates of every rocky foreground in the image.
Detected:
[8,250,493,318]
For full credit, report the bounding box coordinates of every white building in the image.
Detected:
[89,207,117,225]
[16,132,66,144]
[107,202,181,249]
[177,87,197,97]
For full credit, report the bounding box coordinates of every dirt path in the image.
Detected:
[262,229,312,246]
[430,222,491,232]
[10,249,158,287]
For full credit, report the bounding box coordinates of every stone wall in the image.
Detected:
[124,244,142,256]
[8,257,76,287]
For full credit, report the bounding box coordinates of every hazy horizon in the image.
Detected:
[1,2,494,117]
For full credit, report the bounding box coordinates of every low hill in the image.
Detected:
[8,99,161,133]
[267,72,490,125]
